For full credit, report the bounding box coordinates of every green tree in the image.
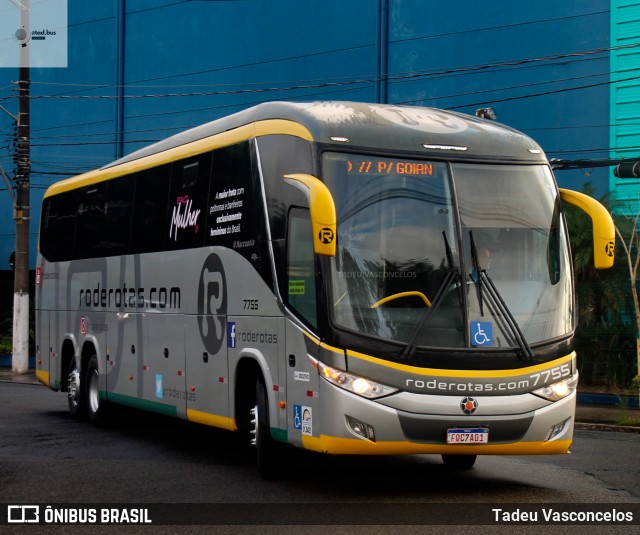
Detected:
[610,194,640,396]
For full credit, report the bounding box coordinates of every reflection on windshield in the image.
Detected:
[322,154,573,352]
[455,163,573,349]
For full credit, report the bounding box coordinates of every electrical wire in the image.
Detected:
[0,27,637,177]
[23,44,632,101]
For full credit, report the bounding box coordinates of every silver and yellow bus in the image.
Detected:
[35,101,615,476]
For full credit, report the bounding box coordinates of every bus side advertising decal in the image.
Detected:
[197,253,227,355]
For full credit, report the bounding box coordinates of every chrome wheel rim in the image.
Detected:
[68,366,81,408]
[250,405,258,447]
[88,370,100,414]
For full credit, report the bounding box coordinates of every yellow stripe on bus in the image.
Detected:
[302,434,572,456]
[43,119,314,198]
[301,330,576,379]
[35,369,50,386]
[186,408,237,431]
[346,349,576,379]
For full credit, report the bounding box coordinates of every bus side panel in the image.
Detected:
[36,258,69,390]
[79,310,107,371]
[106,311,144,403]
[185,315,230,427]
[35,308,51,387]
[227,316,285,437]
[106,312,186,418]
[49,310,68,391]
[284,321,321,448]
[145,313,186,418]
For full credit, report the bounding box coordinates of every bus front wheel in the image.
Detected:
[251,377,281,479]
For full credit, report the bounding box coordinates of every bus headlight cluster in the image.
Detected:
[532,372,579,401]
[317,361,398,399]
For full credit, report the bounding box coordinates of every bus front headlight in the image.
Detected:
[318,361,398,399]
[533,372,579,401]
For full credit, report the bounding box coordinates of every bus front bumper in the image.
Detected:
[300,381,575,456]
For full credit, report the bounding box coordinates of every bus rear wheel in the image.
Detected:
[441,454,477,470]
[67,357,86,420]
[86,355,107,425]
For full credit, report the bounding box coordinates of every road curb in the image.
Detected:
[575,422,640,434]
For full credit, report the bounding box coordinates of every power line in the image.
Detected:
[4,42,630,137]
[388,10,610,45]
[444,72,640,111]
[17,69,638,148]
[19,43,639,102]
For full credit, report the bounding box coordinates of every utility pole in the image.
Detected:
[12,0,30,374]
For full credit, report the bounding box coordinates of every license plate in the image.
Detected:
[447,428,489,444]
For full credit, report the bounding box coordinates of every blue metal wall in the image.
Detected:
[610,0,640,210]
[0,0,613,269]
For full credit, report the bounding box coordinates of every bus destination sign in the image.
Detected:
[347,159,434,176]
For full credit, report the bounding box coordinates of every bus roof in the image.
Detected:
[45,101,547,198]
[112,101,546,167]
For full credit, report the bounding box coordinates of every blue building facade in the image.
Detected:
[0,0,632,274]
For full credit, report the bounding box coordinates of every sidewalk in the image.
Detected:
[1,369,639,433]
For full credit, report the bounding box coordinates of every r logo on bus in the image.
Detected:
[319,228,334,244]
[197,253,227,354]
[605,241,614,257]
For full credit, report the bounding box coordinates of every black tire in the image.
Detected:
[441,454,477,471]
[67,356,86,420]
[86,355,107,425]
[253,377,281,479]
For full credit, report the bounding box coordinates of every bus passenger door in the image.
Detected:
[284,209,322,444]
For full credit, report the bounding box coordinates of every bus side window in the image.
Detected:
[131,164,171,254]
[103,177,134,256]
[75,178,135,258]
[287,209,317,328]
[40,192,77,262]
[165,154,211,250]
[75,183,106,259]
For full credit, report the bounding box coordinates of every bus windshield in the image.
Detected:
[322,153,573,352]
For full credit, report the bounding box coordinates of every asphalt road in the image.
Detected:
[0,381,638,534]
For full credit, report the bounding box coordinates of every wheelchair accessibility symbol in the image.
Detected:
[470,321,493,347]
[293,404,312,436]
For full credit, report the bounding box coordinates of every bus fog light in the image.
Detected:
[545,418,570,441]
[347,416,376,442]
[533,372,578,401]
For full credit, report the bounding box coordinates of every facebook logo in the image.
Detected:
[227,322,236,348]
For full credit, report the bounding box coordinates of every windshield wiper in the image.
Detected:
[469,231,535,362]
[469,233,485,316]
[401,231,462,359]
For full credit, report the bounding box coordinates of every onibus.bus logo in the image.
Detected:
[7,505,40,523]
